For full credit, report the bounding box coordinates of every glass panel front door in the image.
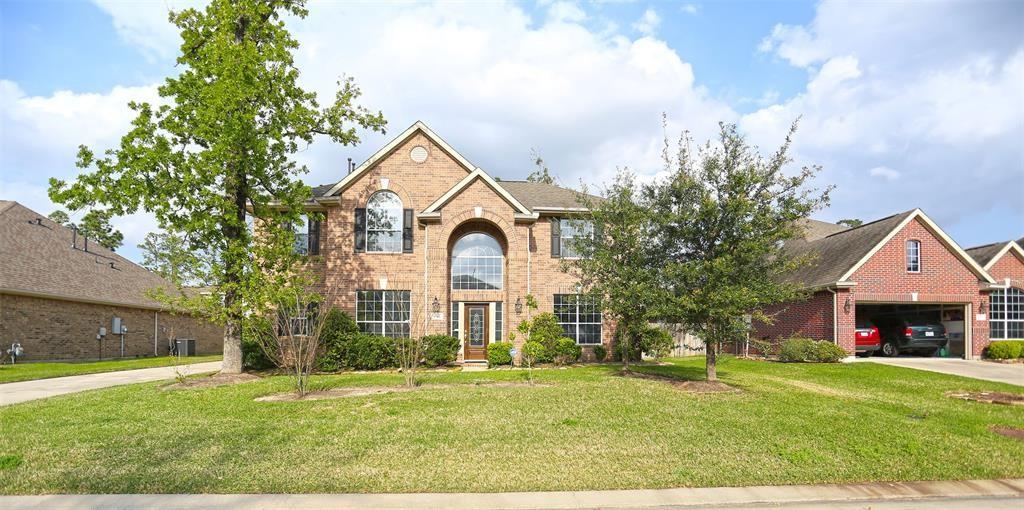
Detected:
[463,304,489,360]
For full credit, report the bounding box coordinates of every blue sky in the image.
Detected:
[2,0,1022,262]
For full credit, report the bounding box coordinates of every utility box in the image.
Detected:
[175,339,196,356]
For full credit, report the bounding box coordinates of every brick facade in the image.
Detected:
[754,216,993,358]
[308,130,613,363]
[986,249,1024,289]
[0,293,222,361]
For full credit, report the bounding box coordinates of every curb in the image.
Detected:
[2,479,1022,509]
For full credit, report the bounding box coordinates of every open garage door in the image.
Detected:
[855,303,967,358]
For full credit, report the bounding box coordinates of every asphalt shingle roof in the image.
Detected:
[492,180,601,211]
[0,201,181,309]
[781,210,915,288]
[965,241,1007,268]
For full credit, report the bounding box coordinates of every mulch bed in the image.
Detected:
[163,372,261,391]
[990,425,1024,441]
[946,390,1024,406]
[621,371,739,393]
[255,381,547,402]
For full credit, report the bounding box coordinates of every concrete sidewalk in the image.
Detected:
[0,361,222,406]
[863,357,1023,386]
[2,479,1021,510]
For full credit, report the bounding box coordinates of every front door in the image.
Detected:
[463,304,489,361]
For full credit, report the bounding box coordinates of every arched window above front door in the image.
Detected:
[366,191,403,253]
[451,232,503,290]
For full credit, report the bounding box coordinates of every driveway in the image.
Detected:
[0,361,222,406]
[864,357,1023,386]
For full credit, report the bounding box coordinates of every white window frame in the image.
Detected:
[366,191,403,253]
[356,290,411,338]
[990,287,1024,340]
[554,294,603,345]
[906,239,921,273]
[451,232,504,290]
[559,218,593,260]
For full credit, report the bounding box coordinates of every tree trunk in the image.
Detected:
[221,318,243,374]
[706,340,717,381]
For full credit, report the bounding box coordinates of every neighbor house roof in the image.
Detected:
[782,209,995,288]
[966,239,1024,270]
[0,201,180,310]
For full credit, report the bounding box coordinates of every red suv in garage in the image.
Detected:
[855,318,881,357]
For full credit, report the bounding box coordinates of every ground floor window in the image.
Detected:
[495,302,503,342]
[554,294,602,345]
[451,302,460,339]
[990,287,1024,339]
[356,290,410,338]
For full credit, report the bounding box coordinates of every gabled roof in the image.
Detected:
[420,168,533,217]
[497,180,602,211]
[322,121,475,197]
[967,240,1024,270]
[782,209,995,288]
[0,201,181,309]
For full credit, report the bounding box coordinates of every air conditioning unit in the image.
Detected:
[175,339,196,356]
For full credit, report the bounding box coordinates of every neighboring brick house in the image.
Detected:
[0,201,221,361]
[292,122,611,363]
[966,239,1024,341]
[752,209,1002,359]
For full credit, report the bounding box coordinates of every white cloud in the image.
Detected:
[632,8,661,37]
[92,0,203,61]
[547,1,587,23]
[868,166,899,181]
[743,0,1024,243]
[680,4,698,15]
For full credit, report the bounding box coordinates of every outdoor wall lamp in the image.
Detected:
[432,296,441,314]
[843,296,852,314]
[514,297,523,315]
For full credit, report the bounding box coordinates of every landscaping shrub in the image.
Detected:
[987,340,1024,360]
[592,345,607,362]
[421,335,460,367]
[317,308,361,372]
[343,333,398,370]
[551,338,582,365]
[521,341,546,366]
[528,312,565,362]
[242,318,275,370]
[487,341,513,366]
[637,324,674,359]
[779,337,846,363]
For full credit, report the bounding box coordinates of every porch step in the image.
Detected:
[461,362,489,372]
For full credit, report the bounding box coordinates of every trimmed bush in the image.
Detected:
[552,338,582,365]
[317,308,361,372]
[592,345,608,362]
[779,337,846,363]
[522,341,546,366]
[422,335,460,367]
[487,341,513,366]
[529,312,565,362]
[343,333,398,370]
[987,340,1024,360]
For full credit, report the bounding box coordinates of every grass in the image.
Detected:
[0,355,222,384]
[0,356,1021,494]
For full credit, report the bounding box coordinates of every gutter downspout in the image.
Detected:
[423,224,429,336]
[825,287,838,345]
[526,225,532,296]
[154,311,159,356]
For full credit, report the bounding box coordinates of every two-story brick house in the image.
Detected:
[294,122,610,363]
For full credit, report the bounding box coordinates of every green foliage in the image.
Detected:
[47,0,386,372]
[522,341,545,366]
[836,218,863,228]
[750,338,775,358]
[242,317,275,370]
[48,210,70,225]
[592,345,607,362]
[551,338,582,365]
[317,308,360,372]
[637,324,674,359]
[529,312,564,360]
[339,334,398,371]
[138,232,212,286]
[527,148,556,184]
[778,337,845,363]
[987,340,1024,360]
[78,210,124,251]
[422,335,460,367]
[487,341,513,366]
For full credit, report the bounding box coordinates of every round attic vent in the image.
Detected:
[410,145,428,163]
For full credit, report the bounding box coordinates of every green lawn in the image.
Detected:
[0,357,1021,494]
[0,355,222,384]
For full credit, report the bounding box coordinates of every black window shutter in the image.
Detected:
[354,208,366,253]
[550,217,561,258]
[308,218,321,256]
[402,209,414,253]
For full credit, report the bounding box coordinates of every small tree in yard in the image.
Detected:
[649,122,830,382]
[568,173,666,373]
[395,304,427,388]
[249,291,329,396]
[48,0,385,373]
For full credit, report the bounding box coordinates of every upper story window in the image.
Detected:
[990,287,1024,340]
[906,239,921,272]
[365,191,404,253]
[550,217,594,259]
[354,191,412,254]
[292,214,320,256]
[451,232,503,290]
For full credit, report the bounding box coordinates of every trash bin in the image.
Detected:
[175,339,196,356]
